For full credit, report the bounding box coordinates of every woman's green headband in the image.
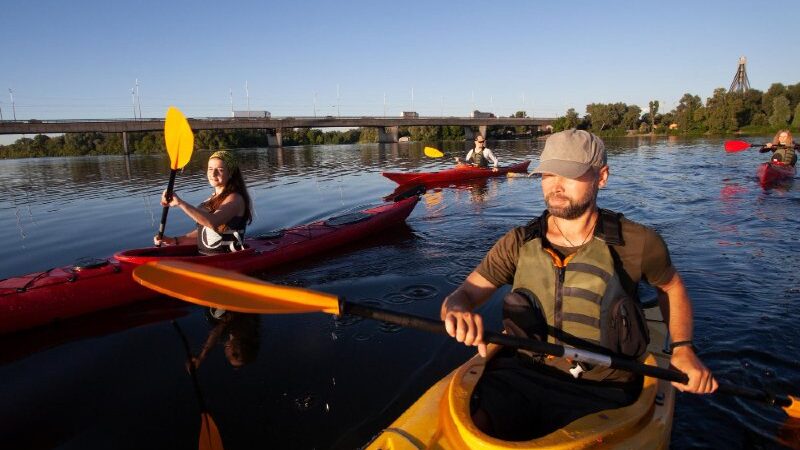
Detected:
[209,150,238,173]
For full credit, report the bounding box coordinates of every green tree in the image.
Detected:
[792,103,800,129]
[408,126,441,142]
[564,108,580,129]
[622,105,642,131]
[672,93,703,132]
[769,95,791,127]
[442,125,464,140]
[648,101,659,132]
[703,88,741,132]
[762,83,787,118]
[358,127,378,143]
[751,112,768,126]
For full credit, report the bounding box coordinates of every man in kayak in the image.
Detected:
[455,134,499,172]
[760,129,797,166]
[154,150,254,255]
[440,129,717,440]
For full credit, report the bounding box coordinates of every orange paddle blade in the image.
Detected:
[164,106,195,170]
[784,395,800,418]
[132,261,341,315]
[199,413,223,450]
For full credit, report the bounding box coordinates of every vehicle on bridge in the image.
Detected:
[402,111,419,118]
[471,110,495,118]
[232,110,271,118]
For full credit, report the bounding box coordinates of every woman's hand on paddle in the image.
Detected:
[670,346,718,394]
[160,189,182,208]
[153,235,178,246]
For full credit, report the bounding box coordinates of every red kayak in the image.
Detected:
[757,162,795,187]
[382,160,531,185]
[0,195,420,334]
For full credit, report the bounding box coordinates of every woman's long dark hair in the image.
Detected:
[205,166,253,224]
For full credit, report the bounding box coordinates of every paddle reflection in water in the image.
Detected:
[187,310,261,370]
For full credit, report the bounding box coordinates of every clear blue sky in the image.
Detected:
[1,0,798,125]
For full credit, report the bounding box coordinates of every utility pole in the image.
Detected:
[229,88,234,117]
[313,92,317,117]
[135,79,142,119]
[131,88,137,119]
[336,84,340,117]
[9,89,16,121]
[471,90,475,115]
[383,92,386,117]
[245,80,250,116]
[411,87,414,111]
[441,96,444,117]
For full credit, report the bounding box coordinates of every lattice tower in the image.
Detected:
[729,56,751,93]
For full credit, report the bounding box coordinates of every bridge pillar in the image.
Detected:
[463,127,475,141]
[378,126,399,143]
[122,131,130,155]
[267,128,283,147]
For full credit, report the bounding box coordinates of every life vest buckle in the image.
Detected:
[569,362,588,379]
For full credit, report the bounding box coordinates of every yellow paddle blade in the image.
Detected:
[199,413,223,450]
[423,146,444,158]
[164,106,195,170]
[784,395,800,418]
[132,261,341,315]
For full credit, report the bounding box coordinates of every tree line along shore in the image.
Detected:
[2,81,798,159]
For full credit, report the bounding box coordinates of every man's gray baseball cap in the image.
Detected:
[533,129,606,179]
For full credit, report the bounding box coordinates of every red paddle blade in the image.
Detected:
[724,140,752,152]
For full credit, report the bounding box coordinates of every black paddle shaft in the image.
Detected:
[340,300,795,408]
[339,301,687,383]
[156,169,178,244]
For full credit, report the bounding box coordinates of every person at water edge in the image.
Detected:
[455,135,498,171]
[154,150,253,255]
[440,129,718,440]
[760,129,797,167]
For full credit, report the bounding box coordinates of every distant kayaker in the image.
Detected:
[440,129,717,440]
[153,150,253,255]
[760,129,797,166]
[455,135,499,171]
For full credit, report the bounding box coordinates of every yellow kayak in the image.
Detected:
[365,306,675,449]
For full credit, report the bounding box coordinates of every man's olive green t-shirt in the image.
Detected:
[476,216,676,292]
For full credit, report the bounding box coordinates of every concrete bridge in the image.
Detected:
[0,115,555,150]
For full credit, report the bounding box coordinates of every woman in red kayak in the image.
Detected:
[760,129,797,166]
[153,150,253,255]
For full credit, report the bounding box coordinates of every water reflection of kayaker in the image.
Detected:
[153,151,254,255]
[760,129,797,166]
[455,135,499,172]
[440,129,718,440]
[188,310,261,370]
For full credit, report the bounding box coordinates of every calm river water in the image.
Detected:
[1,137,798,449]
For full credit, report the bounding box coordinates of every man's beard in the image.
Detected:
[545,181,599,220]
